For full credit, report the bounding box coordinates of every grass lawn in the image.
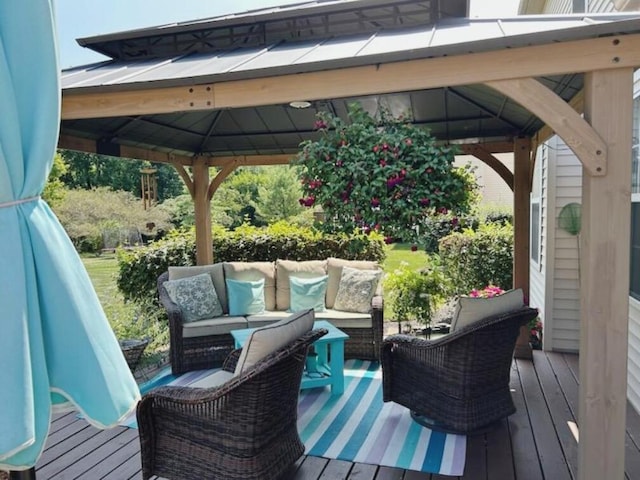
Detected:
[382,243,429,273]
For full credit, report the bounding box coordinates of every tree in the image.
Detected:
[254,166,305,222]
[58,150,184,201]
[42,153,68,208]
[294,103,478,245]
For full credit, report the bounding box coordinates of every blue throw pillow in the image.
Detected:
[289,275,328,312]
[226,278,266,315]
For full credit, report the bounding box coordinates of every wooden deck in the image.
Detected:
[18,350,640,480]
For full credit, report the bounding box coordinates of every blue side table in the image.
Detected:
[231,320,349,395]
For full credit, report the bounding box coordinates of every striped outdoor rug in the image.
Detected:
[127,360,466,476]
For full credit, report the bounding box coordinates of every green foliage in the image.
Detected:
[439,222,514,295]
[420,213,480,253]
[294,102,478,244]
[254,166,306,222]
[116,222,386,303]
[58,150,183,201]
[383,257,449,325]
[53,187,173,253]
[42,153,68,208]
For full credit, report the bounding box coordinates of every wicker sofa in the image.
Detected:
[158,257,384,374]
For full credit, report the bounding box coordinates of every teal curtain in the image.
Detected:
[0,0,139,470]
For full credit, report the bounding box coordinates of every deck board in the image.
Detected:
[8,351,640,480]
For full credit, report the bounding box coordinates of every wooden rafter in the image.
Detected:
[61,34,640,120]
[207,163,237,201]
[462,144,514,191]
[486,78,607,176]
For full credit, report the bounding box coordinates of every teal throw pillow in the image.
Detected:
[226,278,266,315]
[289,275,328,312]
[163,273,223,322]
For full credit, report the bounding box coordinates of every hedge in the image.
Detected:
[117,222,386,304]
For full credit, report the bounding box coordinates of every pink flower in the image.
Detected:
[379,159,387,167]
[373,145,380,153]
[371,198,380,208]
[382,143,389,151]
[298,196,315,207]
[384,236,394,244]
[314,120,327,130]
[451,217,459,226]
[410,244,418,252]
[405,138,412,146]
[419,198,430,207]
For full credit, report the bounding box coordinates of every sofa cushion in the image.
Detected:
[168,264,228,313]
[290,275,328,312]
[316,309,373,329]
[334,266,382,313]
[234,309,315,375]
[226,278,266,316]
[275,259,327,310]
[246,311,288,328]
[182,316,248,338]
[224,261,276,311]
[326,258,381,308]
[450,288,525,332]
[163,273,224,322]
[190,370,234,388]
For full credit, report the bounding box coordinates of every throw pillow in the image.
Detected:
[289,275,328,312]
[450,288,525,331]
[234,309,315,375]
[226,278,266,316]
[333,266,382,313]
[163,273,223,322]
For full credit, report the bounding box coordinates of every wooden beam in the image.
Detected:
[459,141,514,155]
[463,144,514,191]
[58,134,97,153]
[207,163,237,201]
[61,34,640,120]
[173,163,194,198]
[119,145,193,167]
[192,159,212,265]
[534,90,585,145]
[207,154,294,167]
[578,68,632,480]
[512,137,533,360]
[486,78,607,176]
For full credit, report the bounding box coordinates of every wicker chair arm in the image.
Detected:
[222,348,242,372]
[371,294,384,310]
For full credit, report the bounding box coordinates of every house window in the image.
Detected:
[631,95,640,300]
[530,144,544,266]
[531,201,540,263]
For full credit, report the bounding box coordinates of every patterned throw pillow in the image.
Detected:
[289,275,328,312]
[333,266,382,313]
[163,273,223,323]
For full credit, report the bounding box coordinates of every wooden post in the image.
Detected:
[579,68,632,480]
[513,136,533,359]
[192,158,213,265]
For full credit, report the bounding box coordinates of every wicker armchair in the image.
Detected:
[158,271,235,374]
[381,306,538,434]
[137,328,327,480]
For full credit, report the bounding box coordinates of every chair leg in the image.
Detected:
[410,411,502,436]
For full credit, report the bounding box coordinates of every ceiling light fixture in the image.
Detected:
[289,100,312,109]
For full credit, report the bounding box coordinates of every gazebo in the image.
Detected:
[58,1,640,478]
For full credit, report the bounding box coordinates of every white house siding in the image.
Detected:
[630,298,640,412]
[547,137,582,352]
[535,0,617,13]
[529,145,547,333]
[454,154,514,207]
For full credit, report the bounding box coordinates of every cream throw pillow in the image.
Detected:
[333,266,382,313]
[450,288,525,331]
[163,273,223,322]
[234,309,315,375]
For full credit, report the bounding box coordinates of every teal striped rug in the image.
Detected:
[126,360,466,476]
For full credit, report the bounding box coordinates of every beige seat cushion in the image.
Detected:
[190,370,234,388]
[234,309,315,375]
[224,261,276,311]
[326,258,381,308]
[450,288,525,332]
[182,316,248,338]
[168,264,228,313]
[316,309,373,329]
[275,259,327,310]
[246,311,288,328]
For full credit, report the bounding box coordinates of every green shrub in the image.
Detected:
[117,221,386,303]
[383,256,449,326]
[419,214,479,253]
[439,222,513,295]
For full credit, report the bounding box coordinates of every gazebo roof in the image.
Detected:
[60,9,640,158]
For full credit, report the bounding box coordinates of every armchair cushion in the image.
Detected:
[189,370,234,388]
[234,309,315,375]
[334,266,382,313]
[450,288,524,332]
[290,275,328,312]
[163,273,223,322]
[226,278,266,316]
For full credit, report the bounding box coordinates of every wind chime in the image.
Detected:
[140,167,158,210]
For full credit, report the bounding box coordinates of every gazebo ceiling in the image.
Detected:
[60,3,640,158]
